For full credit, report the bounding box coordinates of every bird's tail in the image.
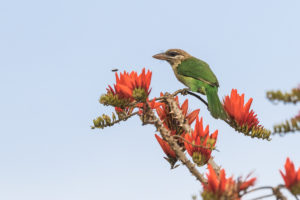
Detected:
[205,86,228,120]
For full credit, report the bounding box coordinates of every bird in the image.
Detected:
[153,49,227,120]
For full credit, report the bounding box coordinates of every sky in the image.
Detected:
[0,0,300,199]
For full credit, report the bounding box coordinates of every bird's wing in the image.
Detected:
[177,57,219,87]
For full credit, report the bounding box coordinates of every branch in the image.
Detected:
[243,186,274,195]
[207,158,221,175]
[242,185,287,200]
[145,108,207,183]
[164,93,192,134]
[272,185,287,200]
[150,88,209,108]
[248,194,274,200]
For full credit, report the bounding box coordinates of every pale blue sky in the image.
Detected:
[0,0,300,199]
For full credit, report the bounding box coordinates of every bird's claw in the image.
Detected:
[181,88,190,96]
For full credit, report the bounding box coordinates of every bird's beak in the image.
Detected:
[152,53,168,60]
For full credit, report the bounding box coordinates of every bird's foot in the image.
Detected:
[180,88,190,96]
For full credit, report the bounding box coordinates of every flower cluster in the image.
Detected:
[280,157,300,196]
[100,68,152,107]
[201,165,256,200]
[223,89,271,139]
[184,117,218,166]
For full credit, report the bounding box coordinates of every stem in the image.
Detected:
[116,111,139,123]
[244,186,274,195]
[248,194,274,200]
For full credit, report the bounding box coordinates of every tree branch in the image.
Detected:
[145,108,207,183]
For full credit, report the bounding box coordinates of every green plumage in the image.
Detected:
[175,57,227,120]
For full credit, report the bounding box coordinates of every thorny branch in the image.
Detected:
[145,107,207,183]
[138,92,208,183]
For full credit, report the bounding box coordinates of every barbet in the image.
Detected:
[153,49,227,120]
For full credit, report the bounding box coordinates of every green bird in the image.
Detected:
[153,49,227,120]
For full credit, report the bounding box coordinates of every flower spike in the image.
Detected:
[184,117,218,166]
[201,165,256,200]
[223,89,271,140]
[100,68,152,107]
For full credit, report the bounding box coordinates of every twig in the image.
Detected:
[248,194,274,200]
[115,111,139,124]
[243,186,274,195]
[242,185,287,200]
[272,185,287,200]
[245,185,287,200]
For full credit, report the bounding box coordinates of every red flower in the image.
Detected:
[155,96,200,132]
[280,157,300,195]
[114,106,134,115]
[155,134,176,159]
[184,117,218,166]
[107,68,152,101]
[202,165,236,200]
[239,177,256,191]
[136,98,164,115]
[223,89,259,129]
[202,165,256,200]
[180,98,200,125]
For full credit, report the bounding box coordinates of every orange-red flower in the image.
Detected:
[136,98,164,115]
[280,157,300,195]
[201,165,256,200]
[223,89,259,129]
[155,134,178,169]
[184,117,218,166]
[239,177,257,191]
[155,95,200,132]
[155,134,176,159]
[202,165,236,200]
[107,68,152,101]
[114,106,134,115]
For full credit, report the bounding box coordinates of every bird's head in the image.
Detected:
[152,49,191,66]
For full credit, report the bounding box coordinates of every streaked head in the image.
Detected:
[152,49,191,65]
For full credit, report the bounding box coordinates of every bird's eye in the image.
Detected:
[167,51,179,57]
